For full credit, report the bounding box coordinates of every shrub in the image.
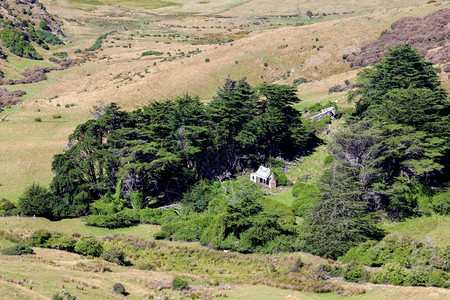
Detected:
[295,257,304,268]
[1,244,34,255]
[153,231,169,240]
[328,84,342,94]
[293,77,310,86]
[139,208,164,224]
[102,247,126,265]
[36,30,63,45]
[312,264,332,280]
[291,183,320,216]
[47,233,76,252]
[113,282,126,295]
[35,117,42,122]
[142,50,163,56]
[39,19,50,31]
[172,277,188,290]
[74,236,103,257]
[29,229,52,247]
[52,290,77,300]
[369,263,409,286]
[86,211,139,229]
[205,58,210,63]
[426,269,450,288]
[330,266,343,277]
[19,183,54,218]
[268,157,285,169]
[271,168,291,186]
[343,262,367,282]
[429,190,450,215]
[85,31,115,52]
[0,198,16,215]
[54,52,68,59]
[323,155,333,164]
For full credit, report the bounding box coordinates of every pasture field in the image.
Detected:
[1,216,450,299]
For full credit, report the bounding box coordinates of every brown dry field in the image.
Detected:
[0,0,449,201]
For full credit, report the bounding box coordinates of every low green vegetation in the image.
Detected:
[36,30,64,45]
[0,28,42,59]
[142,50,163,56]
[291,182,320,216]
[340,233,450,288]
[1,244,34,255]
[85,31,115,51]
[157,179,298,253]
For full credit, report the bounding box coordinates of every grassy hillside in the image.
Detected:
[2,0,448,200]
[1,216,449,299]
[383,215,450,247]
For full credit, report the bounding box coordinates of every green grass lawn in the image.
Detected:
[6,56,57,71]
[287,145,329,184]
[0,217,160,240]
[0,237,15,250]
[267,187,295,207]
[3,68,70,100]
[382,214,450,247]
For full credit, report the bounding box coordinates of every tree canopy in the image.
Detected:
[50,78,314,216]
[304,44,449,258]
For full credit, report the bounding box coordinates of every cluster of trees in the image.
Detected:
[304,45,450,259]
[31,79,314,218]
[157,179,299,253]
[0,27,42,59]
[12,45,449,271]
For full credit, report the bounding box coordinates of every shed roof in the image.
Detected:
[252,166,271,180]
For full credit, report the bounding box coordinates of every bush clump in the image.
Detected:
[291,182,320,216]
[74,236,103,257]
[29,229,52,247]
[1,244,34,255]
[142,50,163,56]
[113,282,126,295]
[86,211,139,229]
[343,261,367,282]
[36,30,63,45]
[52,290,77,300]
[369,263,409,285]
[0,198,17,215]
[102,247,126,265]
[47,233,76,252]
[85,31,115,52]
[271,168,291,186]
[172,277,189,290]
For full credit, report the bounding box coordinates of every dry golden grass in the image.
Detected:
[0,0,448,201]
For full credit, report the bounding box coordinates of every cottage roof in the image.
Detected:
[252,166,271,180]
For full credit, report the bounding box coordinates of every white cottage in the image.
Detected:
[250,166,276,188]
